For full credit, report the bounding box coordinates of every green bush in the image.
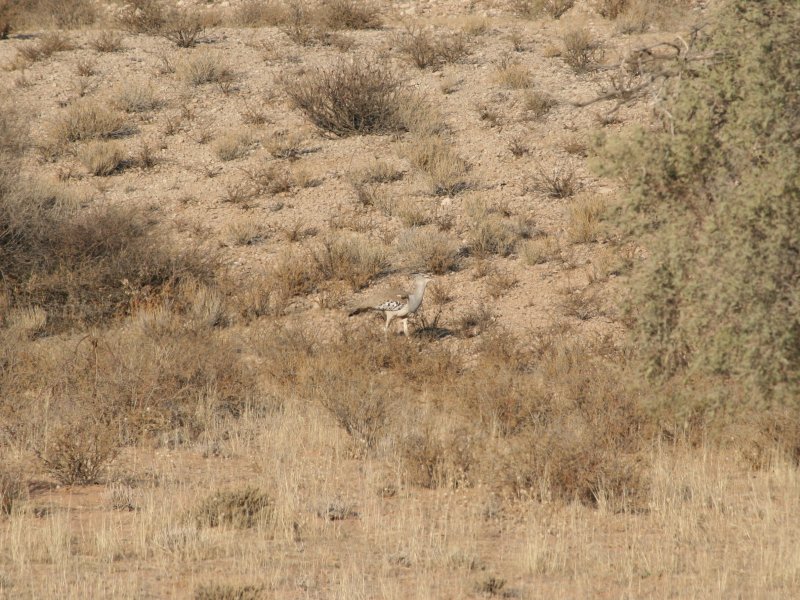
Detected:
[599,0,800,413]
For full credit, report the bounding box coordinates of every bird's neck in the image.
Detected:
[407,280,428,311]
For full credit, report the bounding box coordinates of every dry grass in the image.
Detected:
[213,130,253,162]
[523,90,558,120]
[396,226,461,274]
[313,233,388,290]
[178,52,235,86]
[285,57,406,136]
[113,80,161,113]
[529,163,580,198]
[16,32,72,64]
[522,234,561,265]
[397,26,470,70]
[566,196,606,243]
[47,100,132,146]
[514,0,575,19]
[79,140,126,176]
[406,135,471,196]
[90,30,123,52]
[562,28,604,73]
[494,58,533,89]
[316,0,381,30]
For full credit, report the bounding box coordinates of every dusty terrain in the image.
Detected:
[3,1,799,598]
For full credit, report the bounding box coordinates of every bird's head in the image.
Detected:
[411,272,434,284]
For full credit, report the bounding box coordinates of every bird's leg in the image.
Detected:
[384,313,393,338]
[402,318,410,337]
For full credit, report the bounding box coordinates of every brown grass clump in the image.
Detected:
[566,196,605,243]
[529,163,579,199]
[406,135,471,196]
[522,234,561,265]
[514,0,575,19]
[313,233,388,290]
[79,140,126,176]
[90,30,124,52]
[316,0,381,30]
[396,226,461,274]
[213,130,253,162]
[37,419,120,486]
[285,57,407,137]
[494,58,533,89]
[468,216,520,258]
[523,90,557,120]
[0,464,27,515]
[397,26,470,70]
[160,8,205,47]
[231,0,287,27]
[193,487,273,529]
[562,28,604,73]
[194,583,265,600]
[16,32,72,64]
[178,52,235,86]
[47,99,132,145]
[114,81,161,113]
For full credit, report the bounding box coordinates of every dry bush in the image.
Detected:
[285,57,407,137]
[456,303,495,338]
[266,248,323,310]
[396,226,461,275]
[16,32,72,64]
[193,487,273,529]
[567,196,605,243]
[79,140,126,176]
[316,0,381,30]
[118,0,165,33]
[523,90,557,120]
[114,81,161,113]
[397,26,470,70]
[514,0,575,19]
[468,216,520,258]
[596,0,628,18]
[47,99,132,145]
[6,0,95,30]
[0,464,27,515]
[562,28,604,73]
[313,233,388,290]
[522,234,561,265]
[400,423,477,488]
[354,159,404,184]
[0,181,214,332]
[37,420,120,485]
[392,198,431,227]
[213,130,252,162]
[226,219,270,247]
[494,58,532,89]
[529,164,579,199]
[405,135,471,196]
[0,0,11,38]
[486,268,518,298]
[194,583,265,600]
[264,129,305,160]
[178,52,235,86]
[160,8,205,47]
[231,0,287,26]
[281,2,323,46]
[90,30,123,52]
[737,411,800,470]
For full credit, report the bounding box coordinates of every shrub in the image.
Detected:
[114,81,161,113]
[160,8,205,47]
[47,100,132,145]
[194,584,265,600]
[79,140,126,176]
[118,0,165,33]
[397,26,470,70]
[405,135,471,196]
[37,420,120,485]
[529,164,579,198]
[598,0,800,411]
[562,28,603,73]
[193,487,273,529]
[494,60,532,89]
[231,0,287,27]
[213,131,252,162]
[0,180,214,332]
[468,216,519,258]
[396,226,461,274]
[566,197,605,243]
[313,233,388,290]
[178,52,235,86]
[0,464,27,514]
[285,57,407,136]
[90,30,124,52]
[16,32,72,63]
[317,0,381,30]
[514,0,574,19]
[523,90,557,120]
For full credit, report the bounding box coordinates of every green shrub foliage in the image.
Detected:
[601,0,800,412]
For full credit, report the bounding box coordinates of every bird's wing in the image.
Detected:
[347,286,409,315]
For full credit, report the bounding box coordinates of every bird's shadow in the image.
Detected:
[413,326,454,340]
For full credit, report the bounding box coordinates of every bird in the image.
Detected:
[348,273,433,337]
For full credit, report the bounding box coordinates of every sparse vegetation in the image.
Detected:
[2,2,798,598]
[562,27,603,72]
[285,57,406,136]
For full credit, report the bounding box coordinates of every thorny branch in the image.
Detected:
[574,22,717,130]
